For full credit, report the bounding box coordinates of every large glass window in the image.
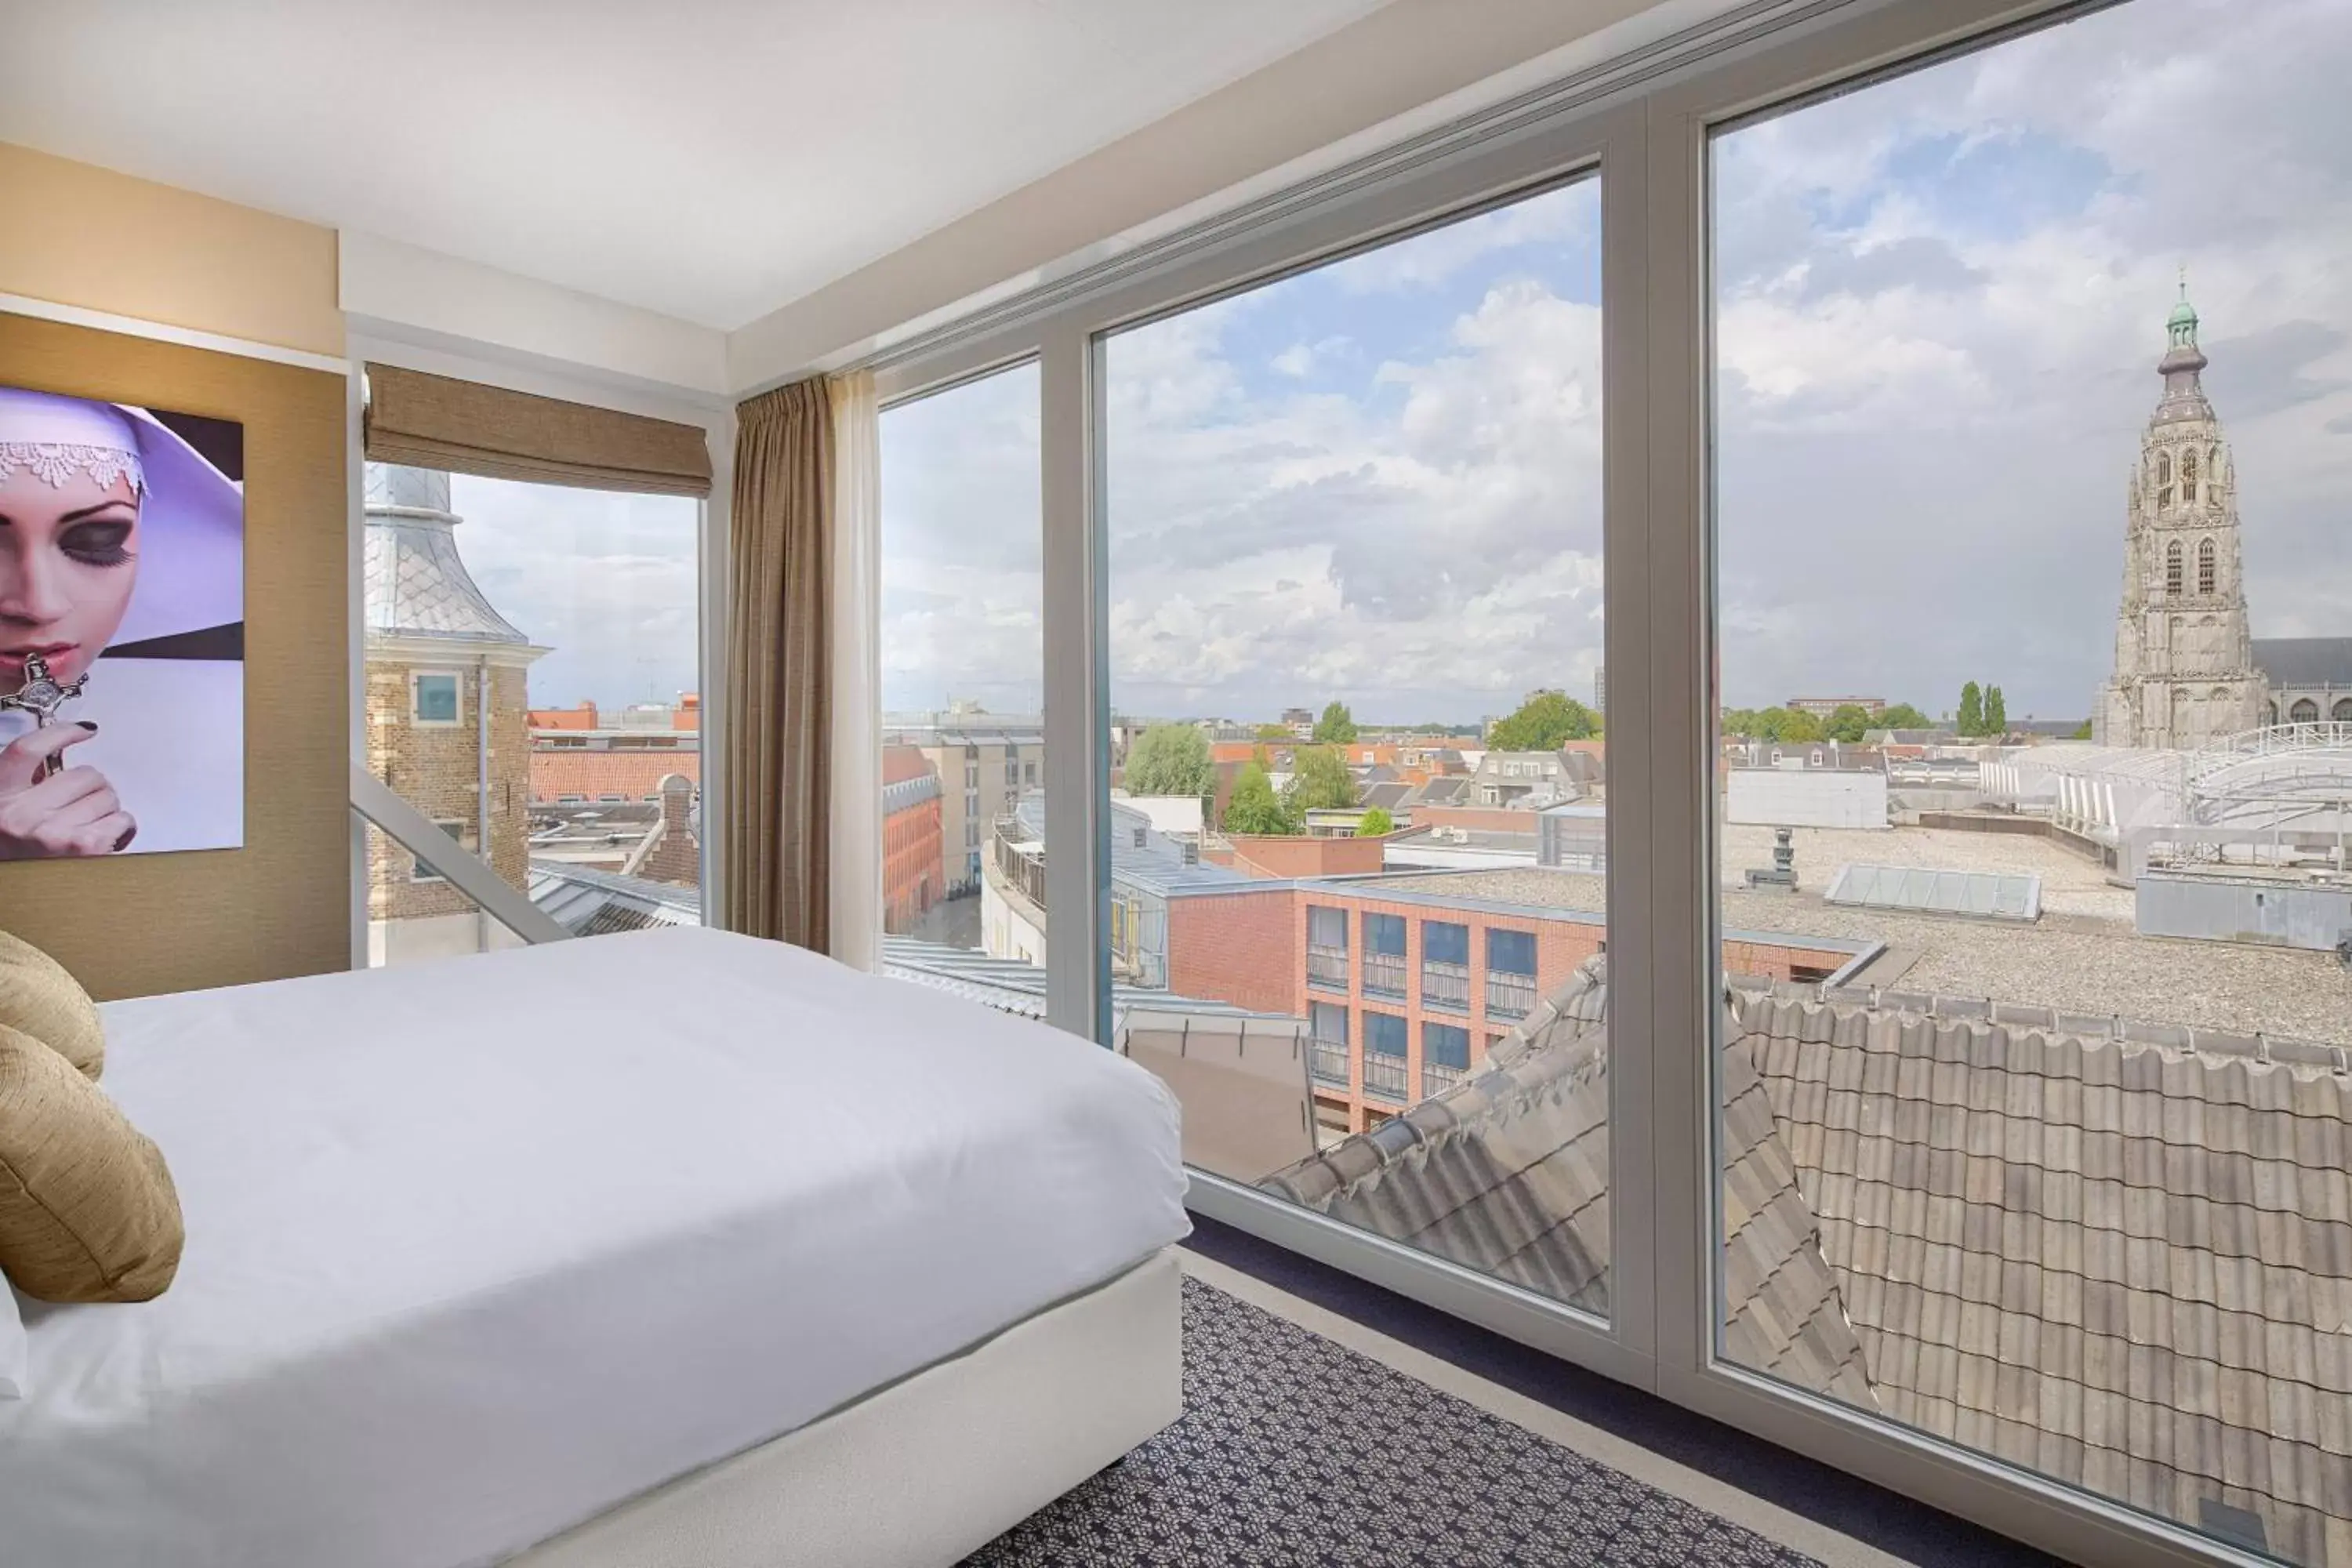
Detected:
[1103,172,1612,1319]
[361,465,701,966]
[1711,4,2352,1559]
[877,361,1043,974]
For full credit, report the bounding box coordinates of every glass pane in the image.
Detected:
[877,363,1047,1014]
[362,464,702,954]
[1105,174,1611,1316]
[1711,4,2352,1559]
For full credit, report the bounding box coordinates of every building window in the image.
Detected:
[410,671,463,727]
[1422,920,1471,1012]
[2291,698,2321,726]
[1309,1002,1350,1087]
[2335,699,2352,724]
[2197,537,2216,595]
[1363,1010,1408,1101]
[2165,539,2184,595]
[1363,912,1408,997]
[1307,905,1350,991]
[1487,927,1537,1019]
[1422,1020,1471,1099]
[2181,448,2198,501]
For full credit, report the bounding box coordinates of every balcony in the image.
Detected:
[1486,969,1536,1020]
[1307,944,1351,992]
[1363,951,1408,999]
[1422,959,1471,1013]
[1311,1041,1352,1087]
[1421,1061,1466,1098]
[1363,1053,1409,1102]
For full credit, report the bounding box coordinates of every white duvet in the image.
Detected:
[0,928,1188,1568]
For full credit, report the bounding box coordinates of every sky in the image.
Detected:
[448,474,702,712]
[882,0,2352,727]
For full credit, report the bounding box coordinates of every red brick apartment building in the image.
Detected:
[882,745,945,932]
[1164,875,1867,1138]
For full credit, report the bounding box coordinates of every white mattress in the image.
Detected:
[0,929,1189,1568]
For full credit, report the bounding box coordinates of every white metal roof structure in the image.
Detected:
[1824,863,2041,923]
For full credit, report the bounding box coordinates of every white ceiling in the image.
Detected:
[1,0,1394,330]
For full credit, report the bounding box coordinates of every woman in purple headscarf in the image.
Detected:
[0,387,245,858]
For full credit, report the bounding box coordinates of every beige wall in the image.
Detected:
[0,142,343,358]
[1,148,348,999]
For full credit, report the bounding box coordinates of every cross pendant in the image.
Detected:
[2,653,89,782]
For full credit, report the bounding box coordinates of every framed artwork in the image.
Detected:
[0,384,244,858]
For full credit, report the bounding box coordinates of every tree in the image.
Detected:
[1957,681,1984,738]
[1312,701,1359,745]
[1824,704,1875,743]
[2070,718,2094,740]
[1124,723,1214,797]
[1877,702,1932,731]
[1984,685,2007,738]
[1771,706,1825,744]
[1222,761,1301,835]
[1288,746,1359,812]
[1488,690,1599,750]
[1356,806,1395,837]
[1253,723,1292,741]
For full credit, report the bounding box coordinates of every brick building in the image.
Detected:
[882,745,945,932]
[1162,875,1867,1138]
[361,464,546,963]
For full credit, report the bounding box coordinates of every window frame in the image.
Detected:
[865,2,2246,1560]
[408,669,465,728]
[346,338,726,967]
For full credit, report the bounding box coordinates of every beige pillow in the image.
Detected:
[0,1023,182,1303]
[0,931,104,1080]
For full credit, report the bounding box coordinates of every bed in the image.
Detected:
[0,927,1190,1568]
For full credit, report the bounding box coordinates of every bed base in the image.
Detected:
[509,1247,1184,1568]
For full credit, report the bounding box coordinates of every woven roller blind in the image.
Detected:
[364,364,713,497]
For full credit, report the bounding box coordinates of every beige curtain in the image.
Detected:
[365,363,713,496]
[826,369,882,971]
[724,378,833,948]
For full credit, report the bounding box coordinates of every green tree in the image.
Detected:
[1312,701,1359,745]
[1877,702,1932,731]
[1288,746,1359,812]
[1984,685,2007,737]
[1824,704,1875,743]
[1771,707,1825,744]
[1124,723,1214,797]
[1957,681,1984,737]
[1253,723,1292,741]
[1487,690,1599,750]
[1356,806,1395,837]
[2071,718,2094,740]
[1222,762,1301,835]
[1720,706,1760,739]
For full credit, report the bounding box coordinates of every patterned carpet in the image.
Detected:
[964,1276,1822,1567]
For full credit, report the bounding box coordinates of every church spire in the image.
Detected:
[2154,270,2210,423]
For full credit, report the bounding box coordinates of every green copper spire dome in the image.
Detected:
[2167,269,2199,346]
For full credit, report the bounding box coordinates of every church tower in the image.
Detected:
[2096,286,2264,747]
[362,465,548,961]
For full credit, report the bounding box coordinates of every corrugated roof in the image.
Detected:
[877,935,1292,1029]
[1268,965,2352,1564]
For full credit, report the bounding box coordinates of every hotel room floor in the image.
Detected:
[962,1228,2069,1567]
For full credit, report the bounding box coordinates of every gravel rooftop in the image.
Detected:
[1399,829,2352,1046]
